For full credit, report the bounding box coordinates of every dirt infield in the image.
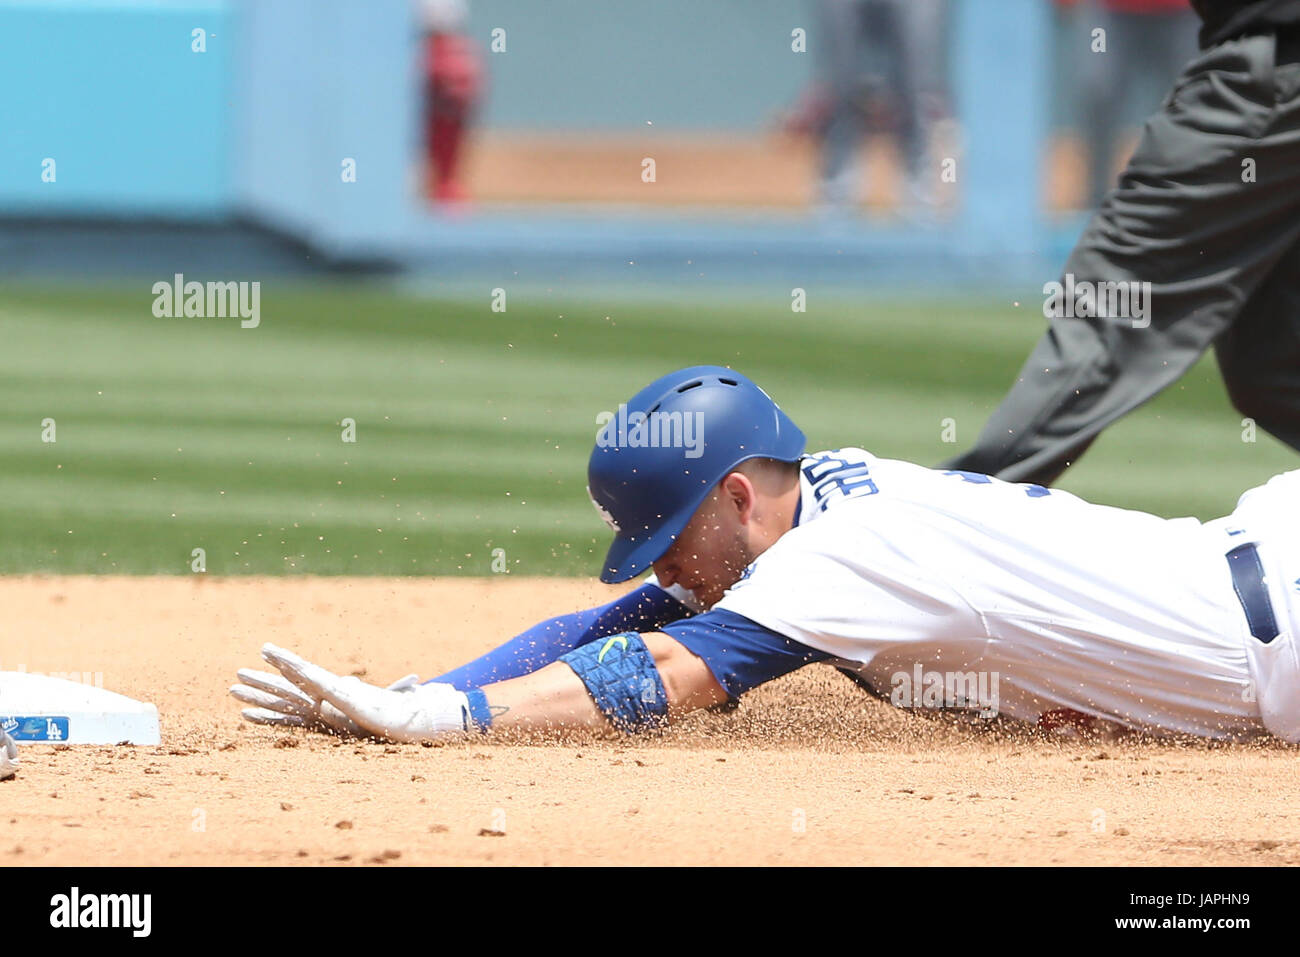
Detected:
[2,575,1296,866]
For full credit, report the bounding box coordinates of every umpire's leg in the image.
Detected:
[1218,243,1300,452]
[946,29,1300,486]
[1215,34,1300,451]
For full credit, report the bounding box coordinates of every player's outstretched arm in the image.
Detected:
[232,608,825,740]
[243,633,725,742]
[229,583,695,734]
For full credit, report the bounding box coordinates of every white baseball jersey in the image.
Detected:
[704,448,1300,741]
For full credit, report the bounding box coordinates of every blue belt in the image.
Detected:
[1226,543,1279,645]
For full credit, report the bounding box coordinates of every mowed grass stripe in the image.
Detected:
[0,425,586,477]
[0,513,601,575]
[0,473,589,528]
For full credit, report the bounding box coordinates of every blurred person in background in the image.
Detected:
[780,0,950,215]
[419,0,483,205]
[1071,0,1201,207]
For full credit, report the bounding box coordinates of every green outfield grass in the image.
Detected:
[0,281,1293,576]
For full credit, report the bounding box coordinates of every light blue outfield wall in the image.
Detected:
[232,0,416,257]
[953,0,1049,262]
[0,0,233,217]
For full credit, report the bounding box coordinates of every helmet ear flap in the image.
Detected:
[587,486,621,533]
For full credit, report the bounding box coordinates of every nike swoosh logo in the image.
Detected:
[598,635,629,663]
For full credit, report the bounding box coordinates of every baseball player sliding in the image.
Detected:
[231,366,1300,745]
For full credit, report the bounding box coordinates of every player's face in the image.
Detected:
[652,484,756,609]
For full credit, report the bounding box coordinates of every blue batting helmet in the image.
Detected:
[587,365,806,584]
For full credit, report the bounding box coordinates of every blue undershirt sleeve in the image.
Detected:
[661,608,830,699]
[431,582,693,691]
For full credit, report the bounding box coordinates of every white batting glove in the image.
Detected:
[231,665,421,738]
[256,643,473,743]
[0,726,18,781]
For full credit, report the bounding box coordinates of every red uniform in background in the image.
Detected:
[421,1,483,205]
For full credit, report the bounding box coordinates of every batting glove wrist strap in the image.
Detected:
[464,687,493,732]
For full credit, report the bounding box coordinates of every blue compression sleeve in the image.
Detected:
[431,583,693,691]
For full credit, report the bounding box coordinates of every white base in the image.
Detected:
[0,671,160,745]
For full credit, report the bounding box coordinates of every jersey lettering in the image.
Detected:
[802,451,880,511]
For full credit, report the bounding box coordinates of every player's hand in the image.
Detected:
[230,664,420,738]
[0,725,18,781]
[255,643,473,743]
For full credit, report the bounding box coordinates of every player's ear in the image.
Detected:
[720,472,757,524]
